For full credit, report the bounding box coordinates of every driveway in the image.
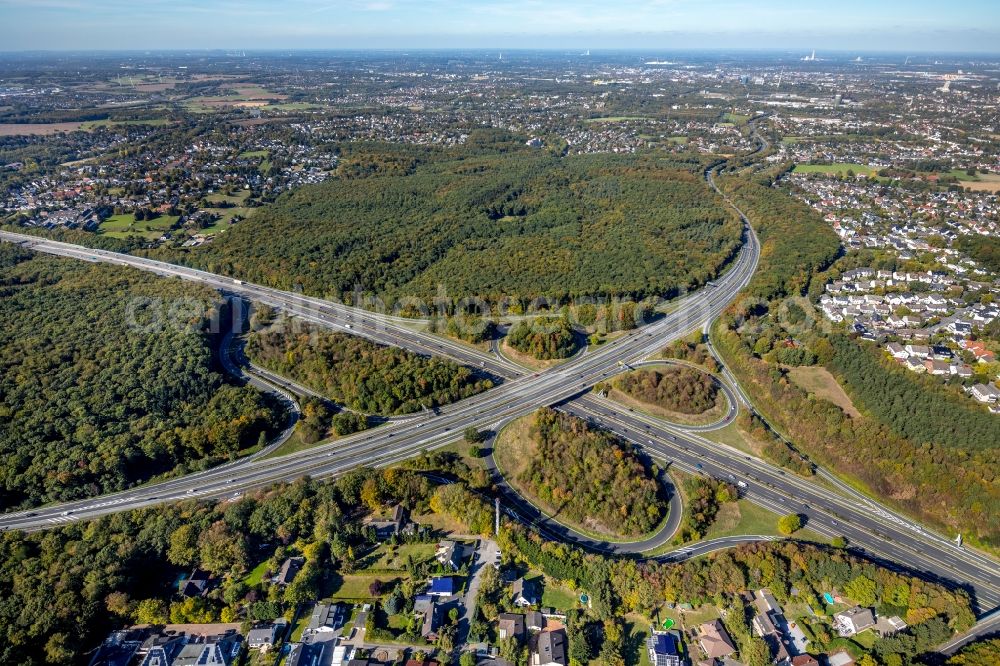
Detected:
[458,538,498,650]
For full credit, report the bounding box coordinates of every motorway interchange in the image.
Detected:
[2,143,1000,648]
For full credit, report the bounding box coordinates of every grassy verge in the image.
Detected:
[498,338,568,371]
[329,574,405,602]
[261,428,335,460]
[696,420,757,455]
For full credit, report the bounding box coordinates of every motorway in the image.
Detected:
[3,122,1000,629]
[0,215,758,519]
[5,218,1000,622]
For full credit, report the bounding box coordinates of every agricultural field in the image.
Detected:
[792,163,878,177]
[786,365,861,418]
[79,118,172,130]
[97,213,180,239]
[722,112,750,124]
[959,172,1000,192]
[0,122,85,135]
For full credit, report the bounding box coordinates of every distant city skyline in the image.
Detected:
[1,0,999,53]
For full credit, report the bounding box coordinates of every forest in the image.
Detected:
[0,245,281,509]
[946,638,1000,666]
[614,365,719,414]
[245,317,494,415]
[710,170,1000,548]
[152,142,742,307]
[827,334,998,450]
[506,316,578,360]
[508,408,666,537]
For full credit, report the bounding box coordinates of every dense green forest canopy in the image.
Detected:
[719,169,841,301]
[506,316,578,360]
[0,245,281,509]
[508,408,666,537]
[246,317,493,415]
[827,334,998,451]
[155,141,741,306]
[614,365,719,414]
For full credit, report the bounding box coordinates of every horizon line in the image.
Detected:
[2,46,1000,56]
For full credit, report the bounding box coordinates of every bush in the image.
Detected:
[778,513,803,535]
[507,317,577,360]
[464,427,487,444]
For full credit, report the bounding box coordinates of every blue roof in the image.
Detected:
[428,577,455,595]
[653,633,679,656]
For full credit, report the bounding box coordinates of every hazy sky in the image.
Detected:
[1,0,999,52]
